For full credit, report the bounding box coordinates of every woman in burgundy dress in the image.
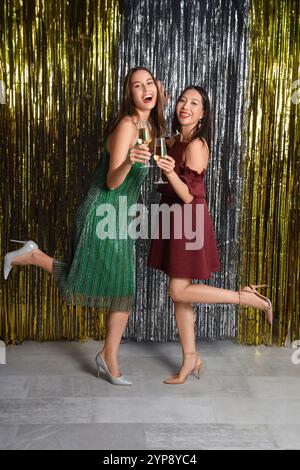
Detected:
[148,85,273,384]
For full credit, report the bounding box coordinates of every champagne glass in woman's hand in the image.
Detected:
[137,121,152,167]
[153,137,169,184]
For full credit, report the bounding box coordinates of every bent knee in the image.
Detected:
[168,285,184,302]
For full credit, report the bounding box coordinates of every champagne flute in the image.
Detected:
[137,121,152,167]
[153,137,168,184]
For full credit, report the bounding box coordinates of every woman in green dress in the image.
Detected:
[4,66,165,385]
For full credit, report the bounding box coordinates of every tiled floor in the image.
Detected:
[0,339,299,449]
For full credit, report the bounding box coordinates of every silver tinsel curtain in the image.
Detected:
[119,0,250,341]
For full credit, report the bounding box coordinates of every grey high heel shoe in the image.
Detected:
[95,352,132,386]
[4,239,39,280]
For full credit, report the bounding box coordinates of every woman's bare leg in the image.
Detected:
[164,277,270,383]
[164,300,202,382]
[11,249,53,274]
[100,311,130,377]
[168,278,270,310]
[174,301,196,355]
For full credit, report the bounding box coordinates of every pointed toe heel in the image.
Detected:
[164,352,201,385]
[3,239,39,280]
[95,353,132,386]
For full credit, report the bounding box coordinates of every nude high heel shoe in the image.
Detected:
[193,352,203,379]
[239,284,273,325]
[164,352,201,385]
[3,239,39,280]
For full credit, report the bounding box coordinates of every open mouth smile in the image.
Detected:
[143,94,153,104]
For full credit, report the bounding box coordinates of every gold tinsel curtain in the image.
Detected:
[0,0,120,343]
[238,0,300,345]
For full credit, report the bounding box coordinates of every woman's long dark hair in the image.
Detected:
[105,66,165,140]
[171,85,211,150]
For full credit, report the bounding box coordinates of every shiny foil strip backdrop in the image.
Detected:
[238,0,300,345]
[1,1,298,345]
[117,0,250,341]
[0,0,121,343]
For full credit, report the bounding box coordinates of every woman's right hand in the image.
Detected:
[127,143,151,165]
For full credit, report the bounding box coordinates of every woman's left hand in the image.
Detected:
[156,155,175,175]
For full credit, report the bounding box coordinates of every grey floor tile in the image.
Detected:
[27,376,91,398]
[186,374,254,398]
[267,362,300,378]
[93,397,215,424]
[218,342,291,357]
[0,339,299,450]
[144,423,278,450]
[0,398,95,424]
[233,356,278,377]
[135,373,253,398]
[7,423,146,450]
[268,424,300,450]
[0,425,19,450]
[211,398,300,425]
[0,354,95,377]
[0,376,30,399]
[125,356,181,376]
[246,377,300,399]
[217,340,256,355]
[198,356,245,376]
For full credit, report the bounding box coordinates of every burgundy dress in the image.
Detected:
[148,140,221,279]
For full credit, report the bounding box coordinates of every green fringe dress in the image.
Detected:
[52,140,148,313]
